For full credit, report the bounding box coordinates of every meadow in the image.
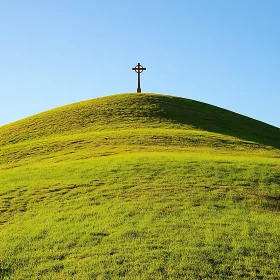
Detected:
[0,93,279,279]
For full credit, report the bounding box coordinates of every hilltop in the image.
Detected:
[1,93,280,147]
[1,93,280,169]
[0,93,280,279]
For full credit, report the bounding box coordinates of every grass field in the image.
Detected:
[0,93,280,279]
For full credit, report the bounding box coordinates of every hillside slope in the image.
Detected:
[1,93,280,148]
[0,93,280,279]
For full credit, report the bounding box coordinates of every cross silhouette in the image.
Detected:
[132,63,146,93]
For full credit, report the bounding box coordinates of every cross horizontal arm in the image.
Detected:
[132,67,146,71]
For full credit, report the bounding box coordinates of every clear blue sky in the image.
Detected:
[1,0,279,127]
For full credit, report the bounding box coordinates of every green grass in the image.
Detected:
[0,93,280,279]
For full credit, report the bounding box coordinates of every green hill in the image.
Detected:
[0,93,280,279]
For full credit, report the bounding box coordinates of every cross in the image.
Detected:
[132,62,146,93]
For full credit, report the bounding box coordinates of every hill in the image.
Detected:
[1,93,280,148]
[0,93,280,279]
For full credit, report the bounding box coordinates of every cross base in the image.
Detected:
[137,88,141,93]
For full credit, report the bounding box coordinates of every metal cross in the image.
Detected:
[132,63,146,93]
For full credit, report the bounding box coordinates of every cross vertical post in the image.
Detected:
[132,63,146,93]
[137,66,141,93]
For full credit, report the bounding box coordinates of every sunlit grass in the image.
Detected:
[0,93,280,279]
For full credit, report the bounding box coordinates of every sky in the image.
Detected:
[1,0,280,127]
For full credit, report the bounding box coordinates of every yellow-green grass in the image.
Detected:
[0,93,280,279]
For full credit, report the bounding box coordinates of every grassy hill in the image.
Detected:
[0,93,279,279]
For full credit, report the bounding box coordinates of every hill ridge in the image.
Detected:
[0,93,280,149]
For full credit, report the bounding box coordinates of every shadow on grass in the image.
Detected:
[0,267,12,278]
[156,95,280,150]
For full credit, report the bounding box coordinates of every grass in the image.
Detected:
[0,93,280,279]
